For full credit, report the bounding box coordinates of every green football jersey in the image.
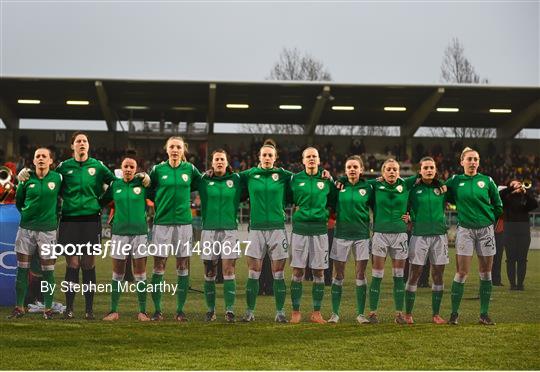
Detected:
[56,157,115,217]
[370,176,416,233]
[100,177,148,236]
[445,173,503,229]
[330,178,373,240]
[196,172,242,230]
[15,171,62,231]
[409,180,448,236]
[240,167,293,230]
[148,161,202,225]
[290,169,335,236]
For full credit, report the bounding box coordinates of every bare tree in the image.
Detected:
[268,47,332,81]
[428,38,492,138]
[441,38,489,84]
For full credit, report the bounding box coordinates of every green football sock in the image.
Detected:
[450,280,465,314]
[312,282,325,311]
[393,276,405,312]
[111,279,121,312]
[151,273,163,312]
[41,270,55,309]
[223,279,236,312]
[356,284,367,315]
[245,278,259,311]
[405,290,416,314]
[432,290,443,316]
[176,275,189,313]
[369,277,382,312]
[273,279,286,312]
[331,283,342,315]
[479,280,492,316]
[15,267,29,308]
[290,280,303,311]
[204,280,216,311]
[136,280,147,313]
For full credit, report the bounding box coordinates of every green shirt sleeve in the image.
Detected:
[488,177,503,218]
[101,161,116,185]
[191,164,202,192]
[404,175,418,189]
[15,182,26,212]
[99,182,114,208]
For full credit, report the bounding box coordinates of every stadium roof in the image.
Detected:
[1,76,538,139]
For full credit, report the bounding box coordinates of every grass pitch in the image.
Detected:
[1,249,539,370]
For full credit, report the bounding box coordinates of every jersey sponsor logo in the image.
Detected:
[116,189,122,193]
[317,181,324,190]
[226,180,234,188]
[47,182,56,190]
[340,189,346,193]
[209,181,215,186]
[434,188,441,195]
[379,185,385,189]
[133,187,141,195]
[254,175,261,179]
[299,182,305,187]
[272,173,279,181]
[416,189,423,194]
[162,175,168,180]
[88,167,96,176]
[477,181,485,188]
[29,184,35,188]
[459,182,465,186]
[396,185,403,193]
[359,189,367,196]
[182,174,189,182]
[67,170,73,175]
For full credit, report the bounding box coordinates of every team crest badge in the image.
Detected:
[477,181,485,188]
[359,189,366,196]
[272,173,279,181]
[434,188,440,195]
[47,182,55,190]
[396,185,403,193]
[226,180,234,188]
[182,174,189,182]
[133,187,141,195]
[317,182,324,190]
[88,167,96,176]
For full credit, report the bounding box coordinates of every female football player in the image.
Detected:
[445,147,503,325]
[289,147,335,324]
[404,157,449,324]
[327,155,373,324]
[101,156,151,321]
[367,159,415,324]
[147,136,201,321]
[196,149,243,322]
[240,140,292,323]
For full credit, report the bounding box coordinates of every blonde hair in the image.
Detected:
[302,146,319,159]
[381,158,399,173]
[165,136,188,161]
[460,147,479,161]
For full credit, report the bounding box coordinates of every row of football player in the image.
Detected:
[10,133,501,325]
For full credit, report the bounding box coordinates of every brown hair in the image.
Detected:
[70,131,89,144]
[35,147,54,160]
[211,148,233,174]
[259,139,278,157]
[345,155,364,169]
[165,136,187,161]
[381,158,399,173]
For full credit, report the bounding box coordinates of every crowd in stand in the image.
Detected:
[5,137,540,196]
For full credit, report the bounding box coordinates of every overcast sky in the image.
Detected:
[2,1,538,86]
